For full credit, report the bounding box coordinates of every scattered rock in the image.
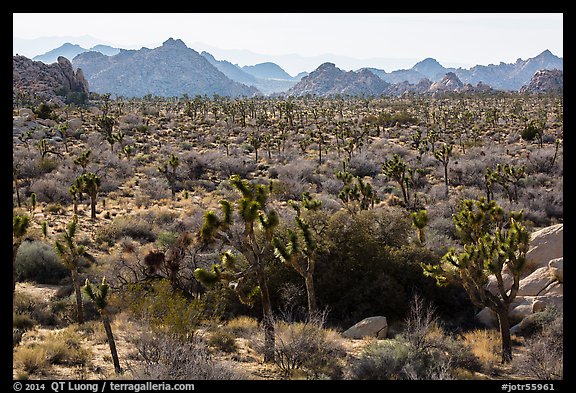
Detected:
[342,316,388,339]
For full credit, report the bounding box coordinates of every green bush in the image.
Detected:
[208,330,238,353]
[13,313,36,331]
[15,240,70,284]
[126,280,205,337]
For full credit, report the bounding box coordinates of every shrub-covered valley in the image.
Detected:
[12,92,563,380]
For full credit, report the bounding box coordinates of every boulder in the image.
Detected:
[475,307,498,328]
[541,281,563,296]
[548,257,563,282]
[525,224,563,272]
[508,296,536,325]
[342,316,388,339]
[517,267,554,296]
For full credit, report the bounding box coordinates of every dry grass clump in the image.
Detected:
[462,328,501,374]
[14,346,48,374]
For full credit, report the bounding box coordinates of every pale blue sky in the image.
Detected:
[13,13,563,75]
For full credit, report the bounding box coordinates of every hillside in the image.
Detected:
[72,38,260,98]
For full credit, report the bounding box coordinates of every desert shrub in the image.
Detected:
[14,346,48,374]
[95,215,156,245]
[15,240,70,284]
[348,151,381,178]
[140,177,172,201]
[45,203,65,215]
[207,329,238,353]
[42,330,92,366]
[132,331,243,380]
[125,280,204,338]
[222,316,259,339]
[270,314,346,379]
[13,313,36,331]
[307,207,470,328]
[216,154,257,178]
[515,313,562,380]
[30,177,70,203]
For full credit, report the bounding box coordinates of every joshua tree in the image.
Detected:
[335,171,378,213]
[194,175,279,362]
[422,198,529,363]
[411,209,428,245]
[74,172,101,219]
[382,154,409,205]
[55,215,87,324]
[73,149,92,174]
[158,154,180,200]
[13,168,22,208]
[434,142,453,197]
[83,277,121,374]
[272,195,322,318]
[13,214,30,293]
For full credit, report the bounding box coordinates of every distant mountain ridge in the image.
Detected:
[33,42,121,64]
[72,38,259,98]
[367,49,562,91]
[18,38,563,98]
[200,52,301,95]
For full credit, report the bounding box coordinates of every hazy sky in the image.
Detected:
[13,13,563,75]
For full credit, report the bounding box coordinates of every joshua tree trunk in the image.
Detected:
[304,273,317,318]
[495,305,513,363]
[13,242,20,293]
[71,268,84,324]
[102,312,121,374]
[90,195,97,219]
[256,265,275,363]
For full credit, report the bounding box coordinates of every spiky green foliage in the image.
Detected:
[336,171,378,213]
[13,214,31,292]
[83,277,110,310]
[13,215,30,239]
[73,172,100,219]
[194,264,221,287]
[411,210,429,244]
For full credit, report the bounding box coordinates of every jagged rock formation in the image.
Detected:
[368,50,562,92]
[13,55,89,106]
[475,224,563,333]
[428,72,464,95]
[72,38,260,98]
[520,69,563,94]
[286,62,390,97]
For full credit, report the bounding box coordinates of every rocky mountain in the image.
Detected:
[286,63,391,97]
[456,50,563,90]
[520,69,563,94]
[200,52,297,95]
[13,55,89,105]
[72,38,260,98]
[242,62,294,80]
[33,43,121,64]
[411,58,448,81]
[366,50,562,92]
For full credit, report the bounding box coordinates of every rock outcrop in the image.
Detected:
[13,55,89,106]
[286,63,390,97]
[342,316,388,339]
[475,224,563,332]
[520,69,563,94]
